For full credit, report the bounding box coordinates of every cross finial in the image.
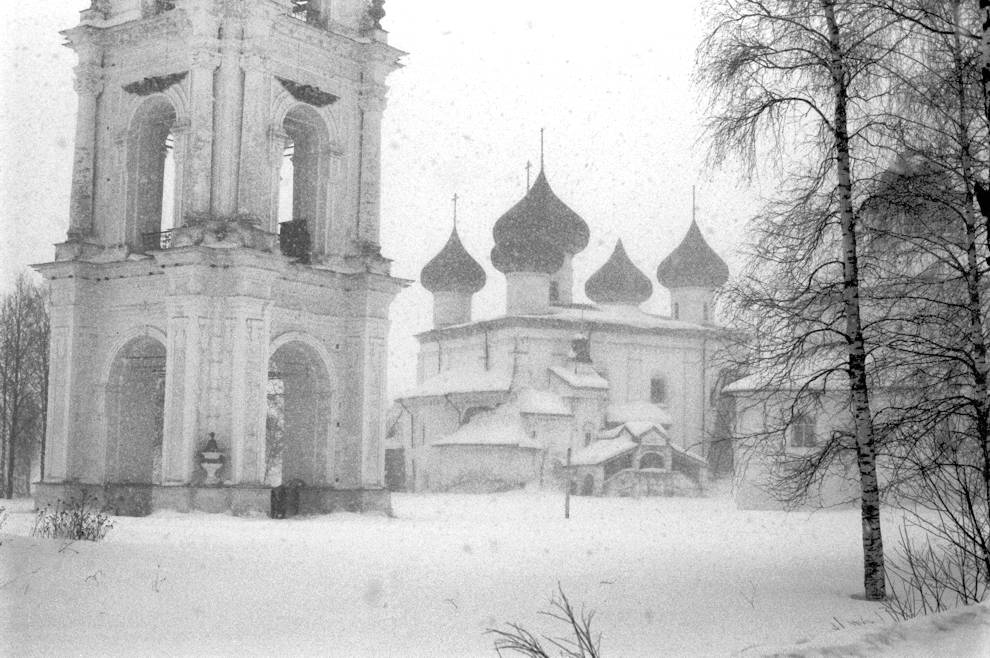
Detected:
[540,127,545,169]
[525,161,532,189]
[452,192,459,228]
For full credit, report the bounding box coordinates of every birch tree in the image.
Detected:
[699,0,897,600]
[0,273,50,498]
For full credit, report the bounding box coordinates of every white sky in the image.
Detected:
[0,1,762,399]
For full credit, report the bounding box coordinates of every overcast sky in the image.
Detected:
[0,1,762,398]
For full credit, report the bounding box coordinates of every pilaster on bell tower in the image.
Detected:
[35,0,406,517]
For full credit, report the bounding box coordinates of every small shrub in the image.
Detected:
[487,584,602,657]
[31,495,113,542]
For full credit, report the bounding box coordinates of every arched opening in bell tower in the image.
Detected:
[126,95,179,253]
[277,104,330,261]
[105,336,167,484]
[266,341,333,486]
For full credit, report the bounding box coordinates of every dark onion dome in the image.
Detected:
[584,239,653,305]
[656,219,729,289]
[492,169,591,257]
[490,238,564,274]
[420,226,487,294]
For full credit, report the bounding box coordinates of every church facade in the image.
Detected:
[34,0,402,515]
[390,167,734,495]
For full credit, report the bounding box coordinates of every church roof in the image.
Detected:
[431,404,542,449]
[656,220,729,290]
[584,239,653,305]
[491,168,589,273]
[420,225,487,294]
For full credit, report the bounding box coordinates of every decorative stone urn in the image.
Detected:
[199,433,225,486]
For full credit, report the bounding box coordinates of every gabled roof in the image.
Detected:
[656,220,729,289]
[570,437,638,465]
[402,368,512,399]
[550,364,609,390]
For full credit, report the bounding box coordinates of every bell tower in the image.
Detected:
[34,0,405,515]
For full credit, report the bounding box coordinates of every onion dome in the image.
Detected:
[492,169,591,257]
[491,239,564,274]
[656,220,729,289]
[584,240,653,305]
[420,226,487,294]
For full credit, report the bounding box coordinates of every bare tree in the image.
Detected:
[698,0,903,600]
[0,272,50,498]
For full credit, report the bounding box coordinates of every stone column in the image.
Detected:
[356,83,387,246]
[267,125,289,234]
[227,300,270,484]
[237,52,273,224]
[67,60,104,239]
[324,143,345,256]
[161,296,204,484]
[181,50,218,222]
[211,17,244,218]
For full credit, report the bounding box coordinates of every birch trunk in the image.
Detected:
[822,0,886,601]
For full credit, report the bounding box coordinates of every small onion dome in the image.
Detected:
[656,220,729,289]
[492,169,590,257]
[490,238,564,274]
[420,226,487,294]
[584,239,653,305]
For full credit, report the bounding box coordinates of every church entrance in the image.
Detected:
[266,341,333,487]
[105,336,166,484]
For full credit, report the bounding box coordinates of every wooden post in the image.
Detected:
[565,447,571,519]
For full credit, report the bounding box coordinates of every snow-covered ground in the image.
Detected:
[1,491,987,656]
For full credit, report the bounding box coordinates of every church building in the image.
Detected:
[34,0,402,515]
[390,165,733,496]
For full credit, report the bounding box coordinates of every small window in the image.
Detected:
[549,280,560,304]
[650,376,666,405]
[790,414,816,448]
[703,302,709,323]
[673,302,679,319]
[640,452,665,469]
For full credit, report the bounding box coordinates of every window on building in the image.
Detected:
[703,302,709,323]
[549,280,560,304]
[639,452,665,469]
[650,376,667,405]
[790,414,816,448]
[128,96,178,252]
[673,302,680,319]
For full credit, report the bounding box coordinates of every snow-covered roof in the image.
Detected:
[606,401,673,427]
[516,388,571,416]
[402,368,512,399]
[550,364,609,390]
[570,437,638,465]
[599,421,669,442]
[431,404,541,449]
[723,368,847,394]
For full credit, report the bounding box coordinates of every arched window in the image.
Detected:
[277,104,331,261]
[650,375,667,405]
[790,414,817,448]
[126,96,178,252]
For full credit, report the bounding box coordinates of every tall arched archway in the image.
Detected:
[105,336,166,484]
[276,104,333,259]
[125,95,178,252]
[266,340,334,486]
